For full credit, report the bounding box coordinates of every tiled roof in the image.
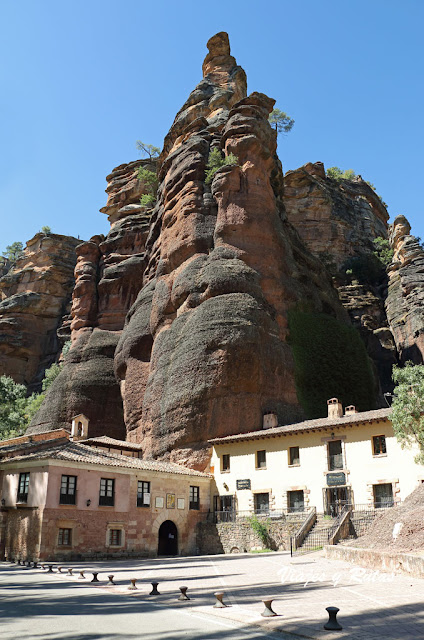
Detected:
[209,407,392,445]
[81,436,144,450]
[0,436,69,457]
[1,441,211,477]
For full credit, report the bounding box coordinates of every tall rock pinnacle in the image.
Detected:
[114,33,349,469]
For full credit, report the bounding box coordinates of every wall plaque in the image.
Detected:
[327,472,346,487]
[236,479,251,490]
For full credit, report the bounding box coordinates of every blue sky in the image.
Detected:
[1,0,423,254]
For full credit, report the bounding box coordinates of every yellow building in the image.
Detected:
[209,399,424,517]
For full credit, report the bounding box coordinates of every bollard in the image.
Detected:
[48,565,54,573]
[213,592,227,608]
[150,582,160,595]
[178,586,190,601]
[178,587,190,600]
[57,566,63,573]
[10,558,15,564]
[128,578,138,590]
[17,559,22,566]
[67,568,73,576]
[91,572,100,583]
[261,598,277,617]
[324,607,342,631]
[33,562,38,569]
[107,575,115,585]
[41,563,45,570]
[78,570,86,580]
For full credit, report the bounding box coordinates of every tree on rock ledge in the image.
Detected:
[269,108,294,135]
[392,363,424,464]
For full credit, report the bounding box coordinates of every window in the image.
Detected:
[373,435,387,456]
[328,440,343,470]
[254,493,269,514]
[189,486,200,510]
[137,480,151,507]
[256,450,266,469]
[58,528,72,546]
[17,473,30,503]
[109,529,122,546]
[222,454,230,472]
[99,478,115,506]
[60,475,77,505]
[289,446,300,466]
[288,490,304,513]
[373,483,394,508]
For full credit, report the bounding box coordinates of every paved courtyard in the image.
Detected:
[1,550,424,639]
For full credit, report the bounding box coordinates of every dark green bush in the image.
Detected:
[288,310,377,419]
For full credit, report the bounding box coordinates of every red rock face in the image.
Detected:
[0,233,80,391]
[386,215,424,363]
[284,162,389,269]
[115,34,346,469]
[27,162,153,438]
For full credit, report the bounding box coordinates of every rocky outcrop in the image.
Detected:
[27,162,153,436]
[283,162,397,396]
[114,34,360,469]
[0,233,80,392]
[386,215,424,363]
[28,33,379,464]
[283,162,388,269]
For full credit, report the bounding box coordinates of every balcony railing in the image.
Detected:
[59,492,77,505]
[99,495,114,506]
[16,493,28,504]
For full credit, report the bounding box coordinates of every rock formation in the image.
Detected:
[0,233,80,392]
[386,215,424,363]
[113,33,362,469]
[27,161,153,439]
[28,33,384,467]
[283,162,388,269]
[283,162,397,395]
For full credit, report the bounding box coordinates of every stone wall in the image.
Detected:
[325,544,424,579]
[197,518,302,554]
[1,508,43,560]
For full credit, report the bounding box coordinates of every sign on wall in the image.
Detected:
[327,472,346,487]
[236,479,251,490]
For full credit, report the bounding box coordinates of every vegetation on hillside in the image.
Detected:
[288,310,377,419]
[0,341,71,441]
[391,362,424,464]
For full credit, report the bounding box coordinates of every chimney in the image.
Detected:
[345,405,357,416]
[71,414,89,441]
[263,412,278,429]
[327,398,343,419]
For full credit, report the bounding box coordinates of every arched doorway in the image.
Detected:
[158,520,178,556]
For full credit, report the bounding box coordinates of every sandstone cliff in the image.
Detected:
[386,215,424,363]
[283,162,397,395]
[0,233,80,392]
[113,34,372,468]
[27,161,153,439]
[28,34,379,467]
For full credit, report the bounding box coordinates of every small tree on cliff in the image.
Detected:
[2,241,24,264]
[268,108,294,135]
[136,141,160,160]
[391,362,424,464]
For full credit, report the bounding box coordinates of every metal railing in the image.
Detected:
[290,501,399,556]
[211,508,309,524]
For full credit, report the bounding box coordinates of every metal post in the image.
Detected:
[128,578,138,590]
[261,598,277,617]
[67,568,73,576]
[178,586,190,601]
[150,582,160,595]
[48,565,54,573]
[91,572,100,583]
[324,606,342,630]
[213,592,227,608]
[107,575,115,585]
[78,570,86,579]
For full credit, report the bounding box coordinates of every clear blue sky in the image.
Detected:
[1,0,423,253]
